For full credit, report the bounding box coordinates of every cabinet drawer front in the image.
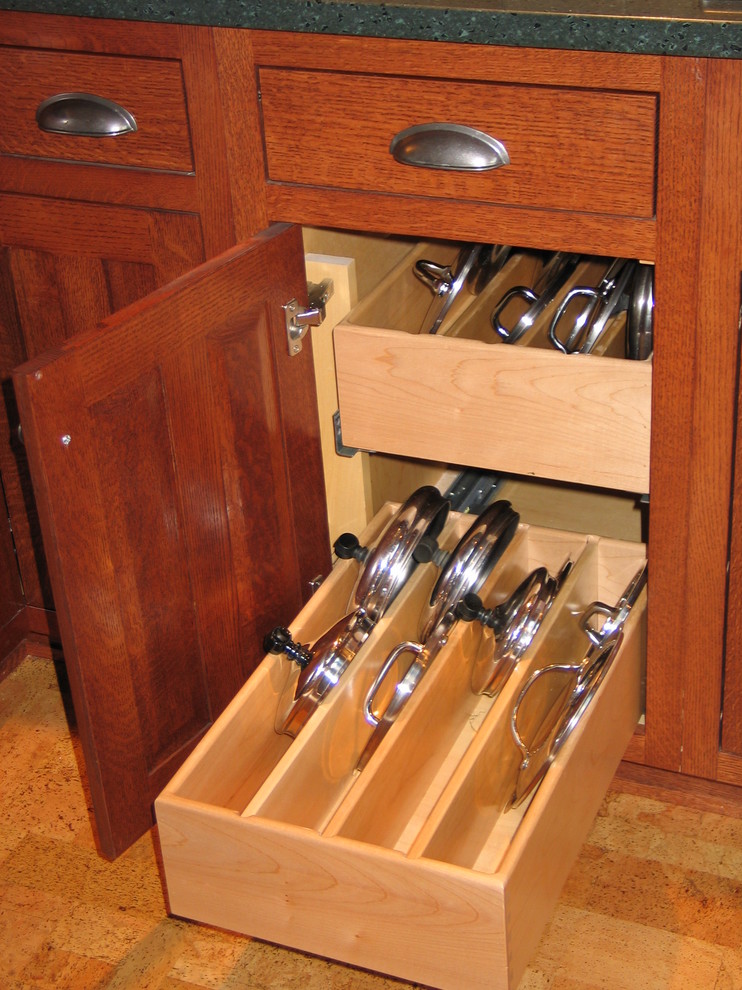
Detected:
[156,509,645,990]
[259,68,657,220]
[0,48,193,172]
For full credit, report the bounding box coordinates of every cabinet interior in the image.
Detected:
[302,226,647,548]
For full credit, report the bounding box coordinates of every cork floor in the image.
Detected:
[1,656,741,990]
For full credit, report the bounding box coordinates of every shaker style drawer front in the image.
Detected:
[258,67,657,220]
[0,48,193,172]
[156,504,646,990]
[333,242,652,494]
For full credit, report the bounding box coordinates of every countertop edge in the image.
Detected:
[1,1,742,60]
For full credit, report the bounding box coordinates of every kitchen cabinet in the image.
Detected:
[248,32,742,802]
[0,196,205,613]
[3,6,742,866]
[0,13,262,640]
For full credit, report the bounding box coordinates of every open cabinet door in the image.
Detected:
[13,223,331,859]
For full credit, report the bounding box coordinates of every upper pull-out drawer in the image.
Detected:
[334,241,652,494]
[0,47,193,172]
[259,67,657,221]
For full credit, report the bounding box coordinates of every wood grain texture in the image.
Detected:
[177,26,237,257]
[0,13,252,659]
[157,517,645,990]
[644,57,707,774]
[334,323,651,492]
[717,60,742,758]
[254,33,659,256]
[266,184,657,261]
[0,198,204,611]
[648,58,739,779]
[12,224,330,858]
[212,29,270,241]
[0,16,249,234]
[251,31,663,91]
[4,656,742,990]
[0,48,193,171]
[259,67,657,219]
[682,59,742,775]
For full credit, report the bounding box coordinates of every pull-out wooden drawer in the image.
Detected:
[334,242,652,493]
[259,67,657,221]
[156,504,646,990]
[0,47,193,172]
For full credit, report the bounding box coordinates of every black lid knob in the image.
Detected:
[455,592,484,623]
[333,532,369,563]
[413,533,450,567]
[263,626,312,668]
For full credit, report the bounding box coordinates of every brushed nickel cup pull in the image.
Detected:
[36,93,137,137]
[390,122,510,171]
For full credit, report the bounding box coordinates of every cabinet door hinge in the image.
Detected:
[283,279,334,356]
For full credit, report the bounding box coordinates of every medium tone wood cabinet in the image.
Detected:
[0,13,261,640]
[13,224,331,858]
[3,10,742,859]
[247,32,742,800]
[0,197,206,612]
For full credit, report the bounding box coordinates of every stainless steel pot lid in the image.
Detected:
[354,501,519,769]
[548,258,636,355]
[418,500,520,643]
[506,563,647,808]
[266,485,449,738]
[627,262,654,360]
[415,243,507,335]
[468,243,512,295]
[356,607,459,771]
[469,559,573,697]
[271,609,373,738]
[508,634,622,809]
[349,485,450,623]
[492,251,581,344]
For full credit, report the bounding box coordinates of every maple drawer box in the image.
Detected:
[0,46,193,173]
[156,504,646,990]
[333,242,652,494]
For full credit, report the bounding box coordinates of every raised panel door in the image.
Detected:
[13,223,330,858]
[0,195,206,611]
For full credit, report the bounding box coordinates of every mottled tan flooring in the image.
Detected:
[1,657,741,990]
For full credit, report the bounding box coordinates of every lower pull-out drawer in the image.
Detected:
[156,502,646,990]
[333,241,652,494]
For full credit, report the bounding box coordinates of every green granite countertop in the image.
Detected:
[1,0,742,58]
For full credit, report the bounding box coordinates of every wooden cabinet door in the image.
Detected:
[1,195,207,614]
[12,223,331,858]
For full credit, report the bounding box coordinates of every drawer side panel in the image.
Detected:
[503,609,644,986]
